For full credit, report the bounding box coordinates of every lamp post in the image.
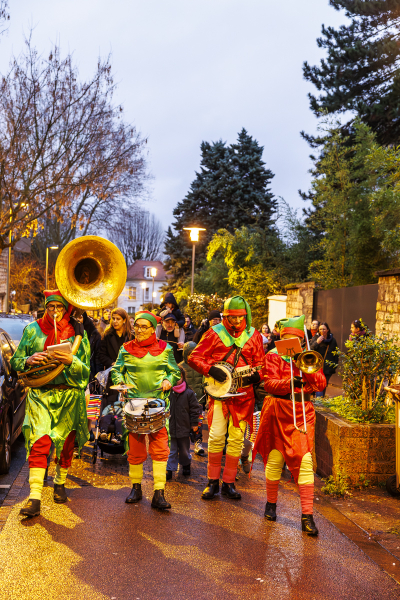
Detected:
[150,267,157,309]
[45,246,59,290]
[183,227,206,295]
[141,281,146,309]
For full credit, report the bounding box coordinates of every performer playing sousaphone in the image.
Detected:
[11,290,90,518]
[253,315,326,535]
[188,296,264,501]
[111,310,181,510]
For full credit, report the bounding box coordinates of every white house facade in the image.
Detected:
[118,260,167,314]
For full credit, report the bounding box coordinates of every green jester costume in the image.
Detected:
[10,290,90,517]
[111,310,180,510]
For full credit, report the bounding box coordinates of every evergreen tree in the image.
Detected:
[164,129,276,291]
[303,1,400,145]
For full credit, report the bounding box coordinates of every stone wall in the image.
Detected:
[375,269,400,339]
[285,282,315,329]
[313,407,395,485]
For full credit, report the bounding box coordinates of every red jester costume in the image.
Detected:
[188,296,264,501]
[253,315,326,535]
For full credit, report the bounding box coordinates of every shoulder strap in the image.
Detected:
[222,345,249,367]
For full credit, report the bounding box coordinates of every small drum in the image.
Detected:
[203,362,237,398]
[123,398,169,434]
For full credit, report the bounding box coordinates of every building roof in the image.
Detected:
[126,260,167,281]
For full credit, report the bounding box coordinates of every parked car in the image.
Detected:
[0,326,29,473]
[0,313,33,345]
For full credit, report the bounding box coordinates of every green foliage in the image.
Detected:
[356,474,370,490]
[331,321,400,421]
[321,469,351,497]
[303,1,400,146]
[164,129,277,291]
[318,395,395,424]
[184,293,225,327]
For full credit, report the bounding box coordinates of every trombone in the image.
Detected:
[289,325,324,434]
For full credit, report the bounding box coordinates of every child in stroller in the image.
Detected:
[99,401,124,444]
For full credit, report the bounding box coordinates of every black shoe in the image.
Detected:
[125,483,142,504]
[89,430,95,442]
[166,470,172,481]
[201,479,219,500]
[54,484,68,504]
[182,465,190,477]
[301,514,319,536]
[151,489,171,510]
[241,455,251,474]
[221,482,241,500]
[19,499,41,518]
[264,501,277,521]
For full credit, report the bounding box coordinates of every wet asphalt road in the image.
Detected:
[0,434,26,505]
[0,439,400,600]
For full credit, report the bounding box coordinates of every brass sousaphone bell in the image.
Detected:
[19,236,127,388]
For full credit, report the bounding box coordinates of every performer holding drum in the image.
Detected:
[111,310,181,510]
[188,296,264,501]
[253,315,326,535]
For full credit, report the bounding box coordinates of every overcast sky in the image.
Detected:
[0,1,346,231]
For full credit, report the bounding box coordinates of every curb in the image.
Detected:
[0,461,29,532]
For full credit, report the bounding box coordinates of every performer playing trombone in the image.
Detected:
[253,315,326,535]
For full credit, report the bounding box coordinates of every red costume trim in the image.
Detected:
[123,333,167,358]
[223,308,247,316]
[280,327,305,339]
[222,316,247,338]
[37,305,74,349]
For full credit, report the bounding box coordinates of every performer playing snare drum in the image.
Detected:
[111,310,181,510]
[188,296,264,501]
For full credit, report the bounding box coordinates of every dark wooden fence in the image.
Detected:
[312,284,379,390]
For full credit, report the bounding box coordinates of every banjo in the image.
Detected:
[203,362,263,399]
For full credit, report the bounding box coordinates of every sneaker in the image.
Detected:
[195,441,205,456]
[241,455,251,474]
[99,432,108,442]
[110,436,120,444]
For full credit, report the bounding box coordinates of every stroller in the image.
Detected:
[89,369,126,464]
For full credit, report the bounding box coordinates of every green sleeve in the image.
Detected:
[63,334,91,390]
[10,324,36,372]
[164,347,181,387]
[111,347,126,386]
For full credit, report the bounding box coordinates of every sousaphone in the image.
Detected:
[19,236,127,388]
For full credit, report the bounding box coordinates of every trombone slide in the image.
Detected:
[290,358,307,435]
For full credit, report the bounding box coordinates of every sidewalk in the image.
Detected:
[0,438,400,600]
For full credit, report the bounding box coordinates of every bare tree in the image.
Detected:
[109,208,165,266]
[0,37,148,252]
[0,1,9,37]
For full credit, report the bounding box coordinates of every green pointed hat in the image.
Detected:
[277,315,305,338]
[222,295,252,332]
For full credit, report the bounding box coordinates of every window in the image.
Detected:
[127,306,136,314]
[144,267,151,278]
[128,286,136,300]
[144,287,150,301]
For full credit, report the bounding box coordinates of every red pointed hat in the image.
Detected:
[43,289,69,310]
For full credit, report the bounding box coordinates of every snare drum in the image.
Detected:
[123,398,170,434]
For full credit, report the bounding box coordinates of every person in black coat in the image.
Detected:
[159,292,185,327]
[310,321,339,397]
[76,312,103,382]
[183,314,197,342]
[192,309,221,344]
[98,308,133,408]
[166,366,202,479]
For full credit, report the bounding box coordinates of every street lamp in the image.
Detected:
[141,281,146,308]
[183,227,206,295]
[45,246,59,290]
[150,267,157,309]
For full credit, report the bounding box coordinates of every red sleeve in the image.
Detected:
[187,328,218,376]
[264,353,291,395]
[250,330,266,371]
[301,369,327,393]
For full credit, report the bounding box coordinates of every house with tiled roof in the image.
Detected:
[117,260,167,314]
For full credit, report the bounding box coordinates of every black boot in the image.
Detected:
[151,489,171,510]
[264,501,277,521]
[202,479,219,500]
[166,470,172,481]
[54,484,68,504]
[182,464,190,477]
[19,499,41,518]
[221,482,241,500]
[125,483,142,504]
[301,514,319,536]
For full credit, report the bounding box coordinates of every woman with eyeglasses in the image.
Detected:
[111,310,181,510]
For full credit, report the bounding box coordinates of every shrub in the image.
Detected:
[184,293,225,327]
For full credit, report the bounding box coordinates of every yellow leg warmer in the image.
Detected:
[29,467,46,501]
[153,460,167,491]
[53,465,68,485]
[265,449,284,481]
[226,417,247,458]
[129,463,143,485]
[298,452,314,485]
